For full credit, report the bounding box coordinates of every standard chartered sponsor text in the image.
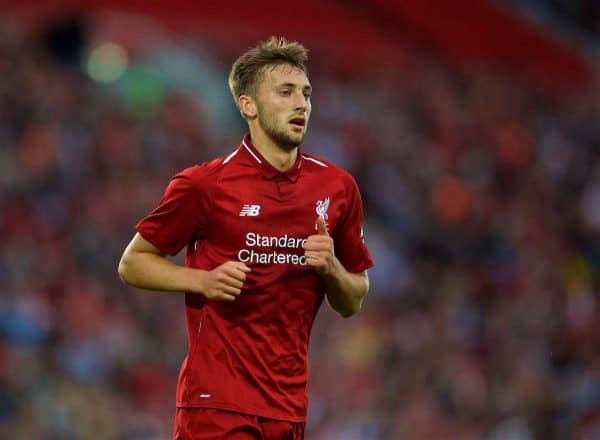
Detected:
[238,249,307,265]
[238,232,307,265]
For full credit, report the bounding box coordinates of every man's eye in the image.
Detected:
[304,93,312,99]
[280,90,291,96]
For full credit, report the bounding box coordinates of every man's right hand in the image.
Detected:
[119,233,251,300]
[200,261,251,301]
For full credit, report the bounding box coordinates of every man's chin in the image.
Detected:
[288,128,307,145]
[269,131,305,150]
[284,137,304,150]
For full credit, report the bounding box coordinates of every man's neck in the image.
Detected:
[249,129,298,173]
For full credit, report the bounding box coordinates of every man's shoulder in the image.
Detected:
[301,152,355,182]
[176,156,229,182]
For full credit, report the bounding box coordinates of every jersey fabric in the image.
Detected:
[136,134,374,422]
[173,408,305,440]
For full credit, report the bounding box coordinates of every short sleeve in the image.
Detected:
[135,170,209,256]
[334,176,374,273]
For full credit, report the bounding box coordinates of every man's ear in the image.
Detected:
[239,95,257,119]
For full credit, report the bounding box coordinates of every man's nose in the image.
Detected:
[294,92,308,111]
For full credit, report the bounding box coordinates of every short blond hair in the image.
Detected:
[228,36,308,112]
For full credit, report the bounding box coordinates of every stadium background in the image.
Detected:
[0,0,599,438]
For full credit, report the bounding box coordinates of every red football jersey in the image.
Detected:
[136,134,373,421]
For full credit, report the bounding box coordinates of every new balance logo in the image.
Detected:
[239,204,261,216]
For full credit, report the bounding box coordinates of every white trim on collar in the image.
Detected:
[302,155,328,167]
[242,139,262,164]
[222,147,240,164]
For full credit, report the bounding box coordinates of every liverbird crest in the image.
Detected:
[316,197,330,220]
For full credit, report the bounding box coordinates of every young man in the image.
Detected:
[118,37,373,440]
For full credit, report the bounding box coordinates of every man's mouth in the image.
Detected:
[289,117,306,128]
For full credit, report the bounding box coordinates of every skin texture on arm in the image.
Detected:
[118,232,250,301]
[303,217,370,317]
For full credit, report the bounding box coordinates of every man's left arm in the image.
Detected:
[304,217,369,317]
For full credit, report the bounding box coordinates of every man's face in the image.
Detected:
[254,64,312,150]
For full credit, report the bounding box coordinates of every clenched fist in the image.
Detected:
[201,261,251,301]
[303,217,335,275]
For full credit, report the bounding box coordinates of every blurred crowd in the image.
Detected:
[1,13,599,440]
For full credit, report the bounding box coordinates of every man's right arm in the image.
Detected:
[118,233,250,301]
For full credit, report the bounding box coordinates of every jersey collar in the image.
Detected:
[240,134,303,182]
